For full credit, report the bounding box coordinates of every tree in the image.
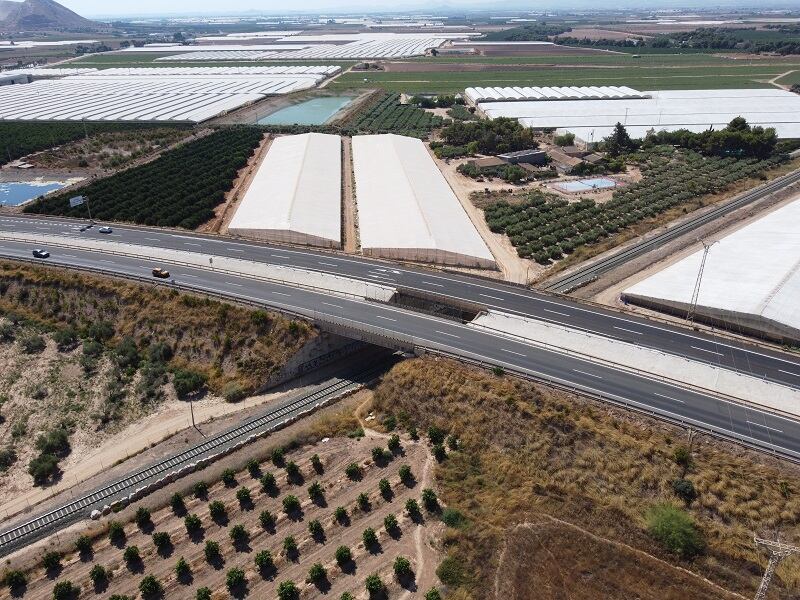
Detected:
[172,368,206,398]
[246,458,261,478]
[603,122,636,157]
[259,510,276,530]
[283,535,298,556]
[204,540,221,562]
[277,580,299,600]
[365,573,385,597]
[153,531,171,553]
[42,551,61,571]
[394,555,413,579]
[308,519,324,539]
[283,494,301,514]
[357,492,371,512]
[226,567,246,592]
[236,486,252,505]
[260,472,277,493]
[135,506,151,528]
[90,564,108,585]
[362,527,378,548]
[123,545,140,564]
[175,556,191,581]
[193,481,208,498]
[387,434,401,452]
[285,461,301,481]
[209,500,227,521]
[345,462,362,480]
[335,544,352,566]
[646,502,705,559]
[138,575,162,598]
[230,524,249,545]
[28,452,59,485]
[271,447,285,467]
[672,478,699,506]
[379,478,392,498]
[427,426,446,446]
[196,588,212,600]
[422,488,439,512]
[399,465,413,485]
[311,453,324,473]
[255,550,274,572]
[307,562,327,584]
[52,581,77,600]
[308,481,325,502]
[425,588,443,600]
[184,513,202,533]
[171,492,185,515]
[384,513,399,534]
[221,468,236,487]
[406,498,421,519]
[334,506,348,524]
[3,570,26,591]
[75,535,92,555]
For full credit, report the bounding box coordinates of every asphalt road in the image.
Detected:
[2,214,800,391]
[1,238,799,464]
[0,356,393,557]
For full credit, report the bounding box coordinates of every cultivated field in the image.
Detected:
[2,430,441,599]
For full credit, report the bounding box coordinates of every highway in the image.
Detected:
[543,167,800,293]
[0,357,394,557]
[2,213,800,391]
[1,237,800,466]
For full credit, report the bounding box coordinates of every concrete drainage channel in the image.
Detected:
[0,354,397,558]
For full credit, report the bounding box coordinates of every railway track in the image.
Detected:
[543,168,800,293]
[0,356,394,557]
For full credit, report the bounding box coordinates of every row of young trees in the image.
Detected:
[441,117,539,156]
[348,92,445,137]
[485,150,785,264]
[25,128,263,229]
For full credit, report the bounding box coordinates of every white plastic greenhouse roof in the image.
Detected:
[228,133,342,248]
[479,89,800,139]
[352,134,495,268]
[623,197,800,340]
[465,85,647,103]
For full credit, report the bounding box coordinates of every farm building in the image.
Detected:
[478,89,800,142]
[622,198,800,344]
[352,134,496,268]
[228,133,342,248]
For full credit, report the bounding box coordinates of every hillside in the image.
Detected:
[0,0,96,32]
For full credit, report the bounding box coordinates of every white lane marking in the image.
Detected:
[98,259,115,264]
[746,421,783,433]
[318,262,338,267]
[654,392,685,404]
[228,283,243,287]
[272,291,291,297]
[502,348,526,357]
[182,274,199,278]
[544,308,569,317]
[573,369,603,380]
[691,345,724,357]
[184,242,201,247]
[271,253,291,259]
[226,248,244,253]
[145,238,159,241]
[422,281,444,288]
[322,302,343,309]
[480,293,504,300]
[109,234,121,238]
[614,326,642,335]
[779,369,800,378]
[62,254,77,258]
[376,315,397,322]
[435,330,460,338]
[369,275,395,281]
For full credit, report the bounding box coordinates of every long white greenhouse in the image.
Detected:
[228,133,342,248]
[622,197,800,343]
[352,134,496,268]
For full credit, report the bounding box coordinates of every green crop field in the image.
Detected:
[330,64,792,94]
[71,53,355,69]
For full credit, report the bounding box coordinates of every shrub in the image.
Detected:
[308,519,324,538]
[384,513,399,533]
[135,506,151,528]
[222,381,247,402]
[433,444,446,462]
[152,531,171,552]
[193,481,208,498]
[334,506,348,524]
[138,575,162,598]
[172,368,206,398]
[171,492,185,515]
[53,327,78,351]
[442,507,467,528]
[308,481,324,502]
[283,535,298,556]
[673,446,693,470]
[246,458,260,478]
[260,472,277,492]
[123,545,140,564]
[42,551,61,571]
[311,453,323,473]
[271,447,285,467]
[672,478,699,506]
[405,498,421,518]
[0,447,16,472]
[307,562,327,583]
[399,464,413,484]
[422,488,439,511]
[345,462,362,480]
[285,461,301,481]
[75,535,92,555]
[175,556,191,580]
[204,540,221,562]
[379,478,392,498]
[3,569,26,590]
[259,510,276,530]
[221,468,236,486]
[277,580,299,600]
[225,568,247,592]
[0,322,14,342]
[236,486,252,505]
[35,428,70,457]
[427,426,446,445]
[341,595,355,600]
[196,588,212,600]
[184,513,202,533]
[357,492,371,512]
[362,527,378,548]
[29,453,59,485]
[394,555,413,579]
[387,434,401,452]
[52,581,77,600]
[335,544,352,566]
[282,494,301,514]
[209,500,227,520]
[646,503,704,559]
[108,521,126,544]
[365,573,385,597]
[230,524,249,544]
[255,550,274,572]
[436,555,466,586]
[425,588,443,600]
[19,333,45,354]
[447,434,459,450]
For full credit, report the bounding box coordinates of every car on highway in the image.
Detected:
[32,249,50,259]
[98,226,113,234]
[152,267,170,278]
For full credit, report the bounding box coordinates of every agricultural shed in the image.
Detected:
[228,133,342,248]
[622,197,800,343]
[352,134,496,268]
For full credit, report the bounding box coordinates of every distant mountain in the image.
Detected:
[0,0,98,32]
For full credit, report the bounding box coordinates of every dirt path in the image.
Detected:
[431,150,532,284]
[342,136,359,253]
[769,69,798,89]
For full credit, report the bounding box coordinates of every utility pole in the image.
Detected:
[754,536,800,600]
[687,239,718,323]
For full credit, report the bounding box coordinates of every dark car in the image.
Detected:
[32,249,50,259]
[152,268,170,278]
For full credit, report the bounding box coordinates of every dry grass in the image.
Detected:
[371,358,800,599]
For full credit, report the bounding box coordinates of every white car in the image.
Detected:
[98,226,113,234]
[32,249,50,259]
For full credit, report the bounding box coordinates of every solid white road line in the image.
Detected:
[480,293,504,301]
[422,281,444,287]
[184,242,201,247]
[271,253,291,259]
[544,308,570,317]
[614,326,643,335]
[691,345,724,357]
[573,369,603,379]
[376,315,397,322]
[318,261,338,267]
[779,369,800,378]
[746,421,783,433]
[272,291,291,297]
[226,248,244,253]
[502,348,526,357]
[228,283,243,287]
[435,330,460,338]
[654,392,685,404]
[322,302,343,309]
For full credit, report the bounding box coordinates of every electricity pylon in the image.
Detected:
[754,535,800,600]
[687,239,718,323]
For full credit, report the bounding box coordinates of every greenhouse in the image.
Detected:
[622,198,800,343]
[352,134,496,268]
[228,133,342,248]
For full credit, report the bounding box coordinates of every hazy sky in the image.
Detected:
[57,0,781,19]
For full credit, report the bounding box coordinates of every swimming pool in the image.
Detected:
[258,96,354,126]
[0,181,68,206]
[554,177,619,193]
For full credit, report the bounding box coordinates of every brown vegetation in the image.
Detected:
[371,358,800,599]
